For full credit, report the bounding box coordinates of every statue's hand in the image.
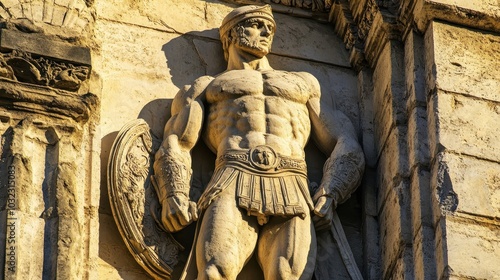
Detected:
[312,188,336,232]
[161,194,198,233]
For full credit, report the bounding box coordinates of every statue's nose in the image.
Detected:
[261,26,272,37]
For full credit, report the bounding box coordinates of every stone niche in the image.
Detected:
[95,0,368,279]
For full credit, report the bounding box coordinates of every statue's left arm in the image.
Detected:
[302,73,365,226]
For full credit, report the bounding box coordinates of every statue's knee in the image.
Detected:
[199,263,237,280]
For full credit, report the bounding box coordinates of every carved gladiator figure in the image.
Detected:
[153,5,364,280]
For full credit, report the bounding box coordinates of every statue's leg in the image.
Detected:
[196,183,259,280]
[257,210,317,280]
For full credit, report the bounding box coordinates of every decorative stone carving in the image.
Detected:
[0,29,95,123]
[0,0,94,35]
[0,14,98,278]
[109,4,365,280]
[0,50,90,91]
[270,0,331,11]
[107,119,184,279]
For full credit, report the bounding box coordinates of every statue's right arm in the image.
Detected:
[153,76,213,233]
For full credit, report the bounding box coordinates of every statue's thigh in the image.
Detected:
[257,214,317,280]
[196,186,259,278]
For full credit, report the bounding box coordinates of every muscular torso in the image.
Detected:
[204,69,314,158]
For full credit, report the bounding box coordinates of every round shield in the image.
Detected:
[107,119,183,279]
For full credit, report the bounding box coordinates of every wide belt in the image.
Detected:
[215,145,307,176]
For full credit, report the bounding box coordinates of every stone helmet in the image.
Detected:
[219,4,276,41]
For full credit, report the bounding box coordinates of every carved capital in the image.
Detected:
[0,29,97,123]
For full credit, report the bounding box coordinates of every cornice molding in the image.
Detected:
[0,28,96,123]
[327,0,499,70]
[415,1,500,34]
[0,77,97,123]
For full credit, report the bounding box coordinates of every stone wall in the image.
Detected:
[426,21,500,279]
[0,0,498,279]
[331,0,500,279]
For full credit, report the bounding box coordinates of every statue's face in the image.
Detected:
[233,17,275,58]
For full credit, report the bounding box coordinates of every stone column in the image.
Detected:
[0,27,100,280]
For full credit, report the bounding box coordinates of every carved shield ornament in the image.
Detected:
[107,119,184,279]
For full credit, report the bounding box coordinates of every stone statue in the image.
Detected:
[151,5,365,280]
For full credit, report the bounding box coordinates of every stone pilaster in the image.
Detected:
[327,0,500,279]
[0,24,100,280]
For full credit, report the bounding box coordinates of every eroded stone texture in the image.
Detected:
[432,21,500,102]
[0,3,100,278]
[429,91,500,163]
[425,18,500,280]
[433,152,500,218]
[443,216,500,279]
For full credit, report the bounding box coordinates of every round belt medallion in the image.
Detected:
[249,145,278,170]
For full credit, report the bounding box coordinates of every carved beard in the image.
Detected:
[233,26,271,56]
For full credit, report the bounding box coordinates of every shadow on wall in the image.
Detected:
[162,29,226,89]
[100,28,224,213]
[98,24,366,279]
[98,29,225,279]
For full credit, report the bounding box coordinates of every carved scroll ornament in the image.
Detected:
[270,0,333,11]
[0,50,89,91]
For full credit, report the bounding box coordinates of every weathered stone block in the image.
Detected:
[51,5,68,27]
[31,1,44,22]
[435,152,500,218]
[373,42,407,157]
[363,169,378,217]
[372,43,392,150]
[433,217,447,280]
[408,106,431,169]
[272,13,350,67]
[0,210,45,279]
[94,20,205,136]
[358,70,377,167]
[378,181,412,278]
[445,215,500,279]
[98,214,150,279]
[191,39,226,76]
[0,29,91,65]
[5,4,22,18]
[428,0,500,20]
[268,54,360,132]
[94,20,204,87]
[432,21,500,102]
[96,0,225,37]
[412,224,437,280]
[430,91,500,162]
[362,212,380,279]
[1,0,18,9]
[410,167,434,229]
[404,31,426,108]
[386,247,413,280]
[377,126,410,205]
